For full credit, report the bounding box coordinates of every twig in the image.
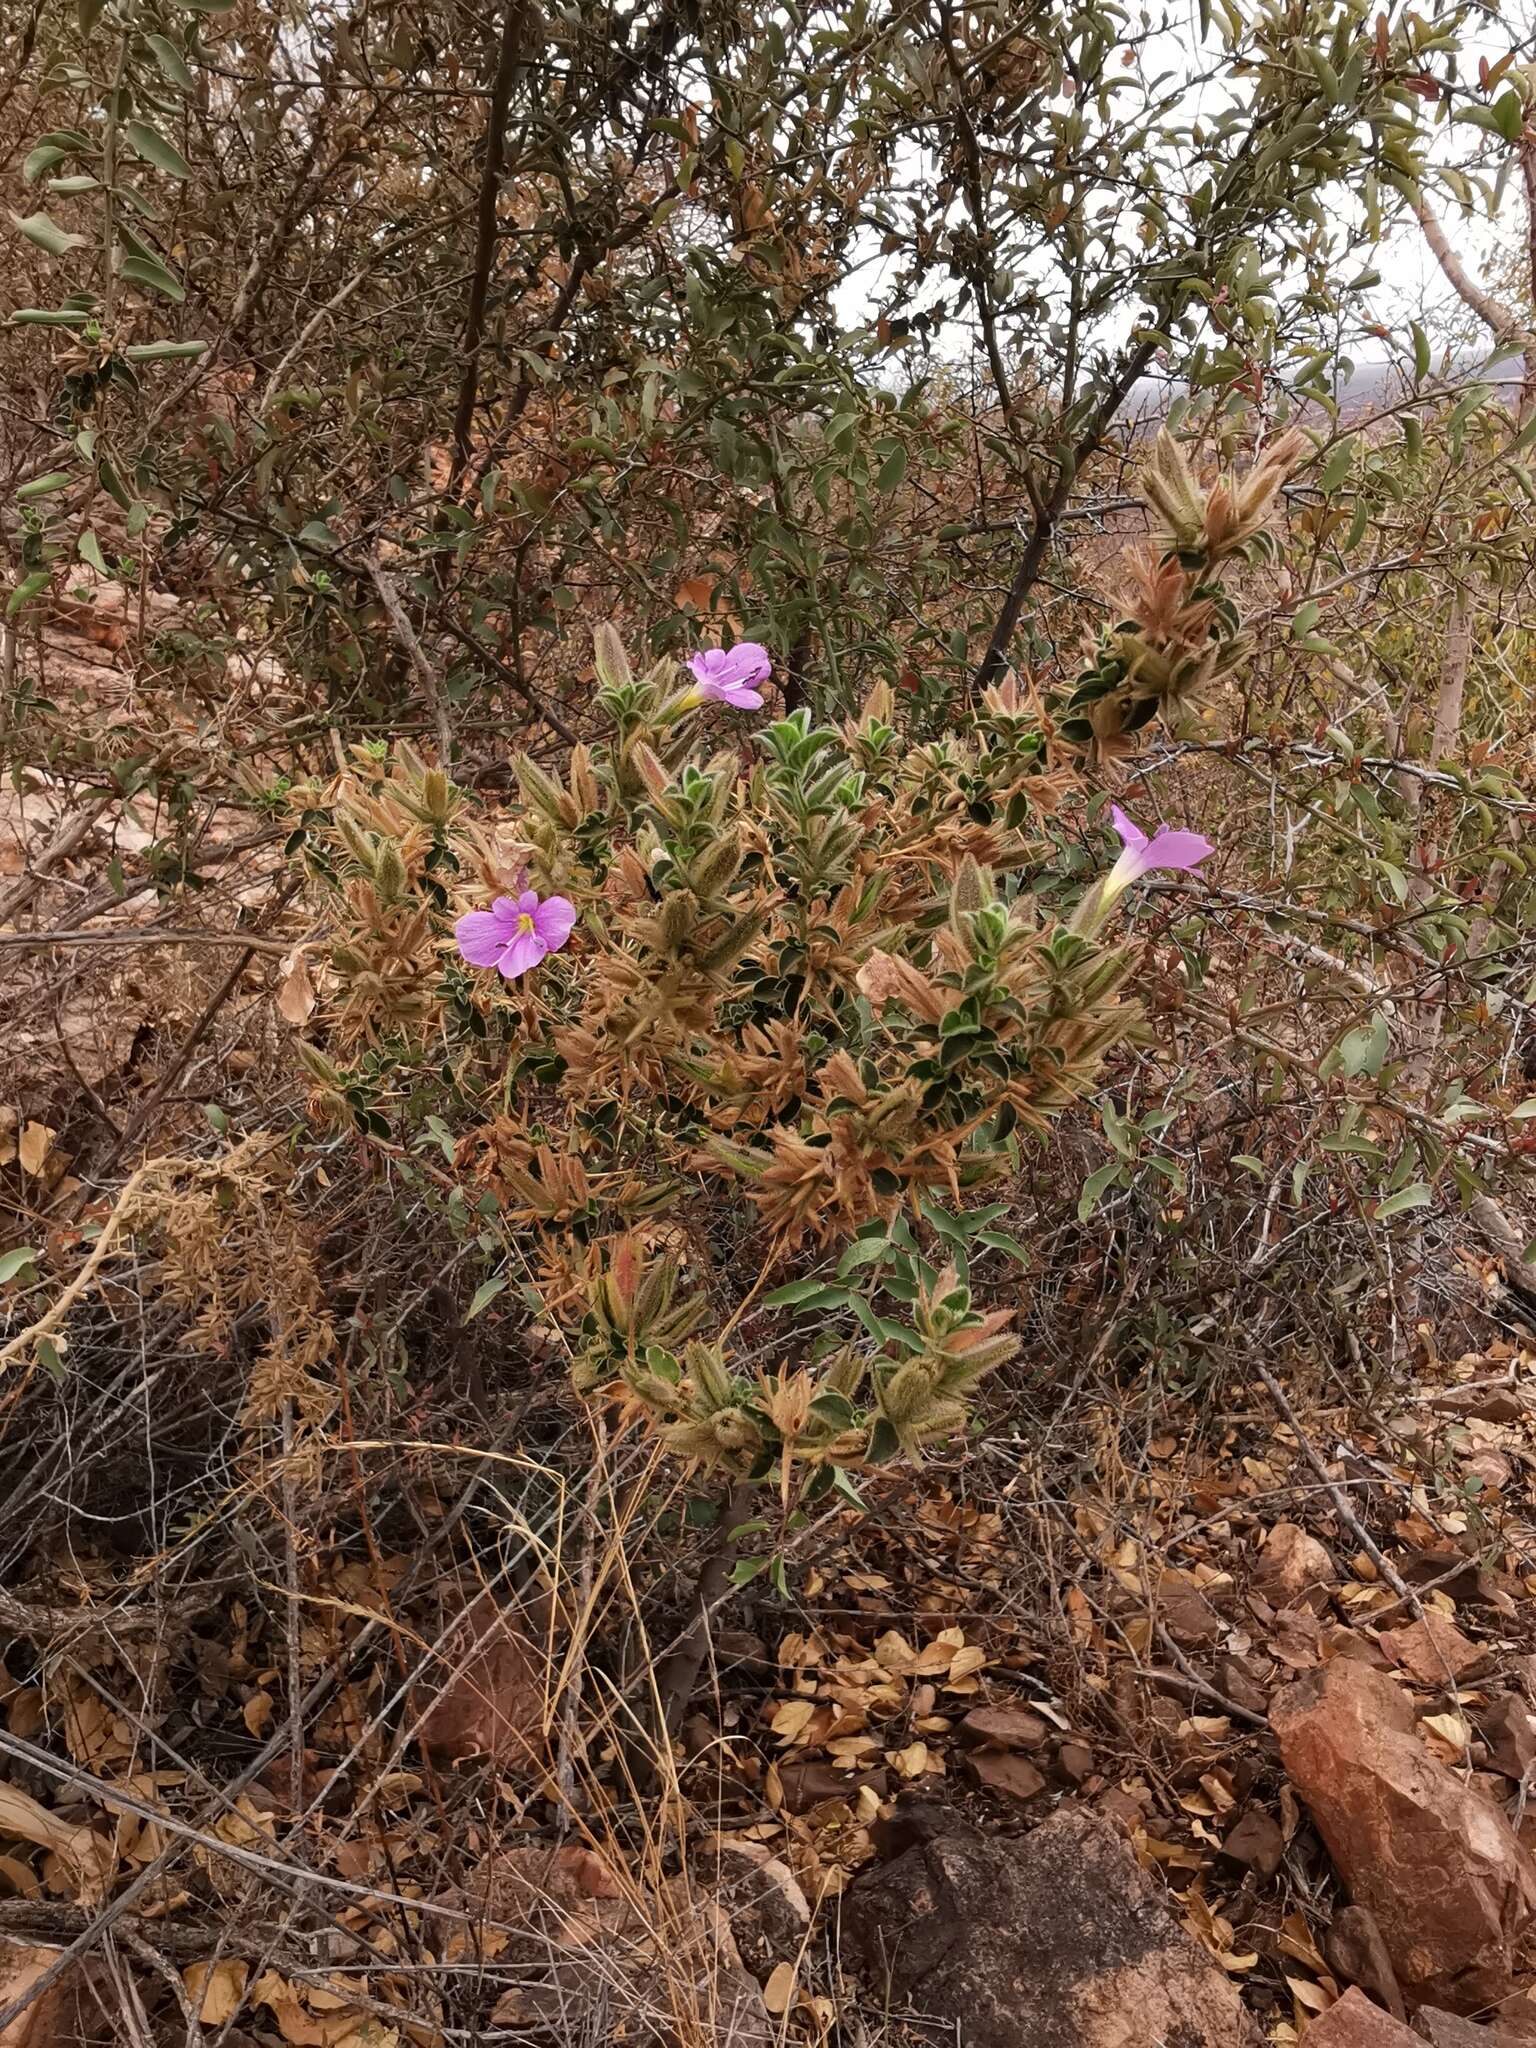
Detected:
[1151,1624,1267,1729]
[0,1156,188,1375]
[554,1434,606,1828]
[367,552,454,763]
[448,0,530,494]
[0,926,291,954]
[114,1926,205,2048]
[0,789,117,926]
[971,339,1156,695]
[428,602,578,745]
[281,1397,304,1818]
[654,1478,757,1751]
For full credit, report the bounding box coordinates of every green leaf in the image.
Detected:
[876,442,908,492]
[1493,89,1524,143]
[464,1274,507,1320]
[1318,437,1354,494]
[1510,1099,1536,1121]
[973,1228,1029,1264]
[830,1467,866,1509]
[1410,321,1431,383]
[1077,1160,1122,1222]
[0,1247,39,1284]
[123,338,208,360]
[17,471,70,502]
[77,0,107,34]
[77,529,109,574]
[728,1556,771,1588]
[23,144,70,185]
[9,308,91,326]
[124,121,191,179]
[836,1235,889,1277]
[144,33,194,90]
[1376,1182,1431,1220]
[97,455,131,509]
[11,211,88,258]
[119,252,185,302]
[6,570,50,615]
[765,1269,843,1302]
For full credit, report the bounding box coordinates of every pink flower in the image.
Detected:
[688,642,772,708]
[1105,806,1213,900]
[455,890,576,980]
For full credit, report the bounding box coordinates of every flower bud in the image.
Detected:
[374,841,408,900]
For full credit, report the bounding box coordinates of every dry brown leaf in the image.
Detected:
[17,1124,53,1177]
[886,1740,935,1778]
[275,946,317,1026]
[770,1698,817,1745]
[0,1947,92,2048]
[411,1595,549,1770]
[1420,1710,1471,1759]
[250,1970,383,2047]
[184,1958,248,2025]
[762,1961,797,2015]
[1286,1973,1336,2015]
[243,1693,275,1739]
[873,1630,915,1674]
[0,1783,112,1905]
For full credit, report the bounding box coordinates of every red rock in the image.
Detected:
[1056,1742,1094,1785]
[1416,2005,1536,2045]
[1428,1385,1530,1423]
[1270,1605,1325,1669]
[1326,1625,1393,1670]
[1380,1614,1486,1686]
[1300,1987,1418,2045]
[1271,1660,1536,2008]
[1483,1697,1536,1783]
[773,1760,888,1814]
[966,1750,1046,1801]
[1219,1654,1273,1715]
[1325,1905,1405,2020]
[959,1703,1049,1749]
[1159,1577,1224,1647]
[841,1805,1263,2048]
[1254,1522,1338,1612]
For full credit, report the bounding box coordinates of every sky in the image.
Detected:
[830,0,1532,375]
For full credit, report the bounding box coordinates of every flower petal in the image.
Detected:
[1109,805,1148,857]
[1143,827,1213,877]
[456,909,514,968]
[531,894,577,949]
[497,928,548,979]
[729,641,772,685]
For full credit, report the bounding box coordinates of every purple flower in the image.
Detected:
[1105,805,1213,900]
[687,642,772,709]
[455,890,576,980]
